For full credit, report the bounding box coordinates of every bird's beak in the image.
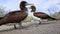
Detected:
[28,6,31,9]
[26,3,34,9]
[26,3,34,6]
[26,6,31,9]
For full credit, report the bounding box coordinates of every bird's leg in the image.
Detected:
[35,19,41,27]
[38,19,42,25]
[39,20,41,25]
[14,24,17,29]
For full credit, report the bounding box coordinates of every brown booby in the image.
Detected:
[30,5,58,25]
[0,1,33,29]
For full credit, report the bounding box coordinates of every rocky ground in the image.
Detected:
[0,20,60,34]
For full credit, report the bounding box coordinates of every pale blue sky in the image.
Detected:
[0,0,60,15]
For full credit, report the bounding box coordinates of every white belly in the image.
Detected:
[30,12,40,20]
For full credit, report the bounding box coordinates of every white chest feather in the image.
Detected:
[30,12,40,20]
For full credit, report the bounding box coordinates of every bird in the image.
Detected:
[30,5,58,25]
[0,1,33,29]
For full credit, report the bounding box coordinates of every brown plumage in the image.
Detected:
[0,1,33,29]
[30,5,58,25]
[0,10,27,25]
[31,6,58,20]
[0,17,4,20]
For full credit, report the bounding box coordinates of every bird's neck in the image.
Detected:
[20,6,28,13]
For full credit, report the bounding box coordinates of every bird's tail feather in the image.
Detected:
[50,17,58,20]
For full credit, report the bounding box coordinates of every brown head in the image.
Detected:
[20,1,27,11]
[19,1,34,11]
[31,5,36,12]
